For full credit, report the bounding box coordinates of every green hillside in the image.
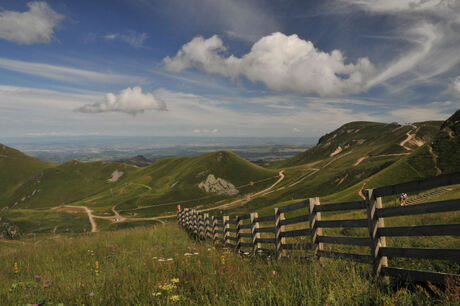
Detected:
[5,160,137,209]
[431,109,460,173]
[79,150,278,217]
[0,144,54,207]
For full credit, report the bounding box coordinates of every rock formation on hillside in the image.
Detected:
[198,174,239,195]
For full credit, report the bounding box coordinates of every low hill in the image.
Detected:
[115,155,153,167]
[5,160,137,209]
[0,144,54,207]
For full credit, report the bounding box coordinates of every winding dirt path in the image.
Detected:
[154,170,286,218]
[65,205,98,233]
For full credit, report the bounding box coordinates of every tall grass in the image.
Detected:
[1,223,457,305]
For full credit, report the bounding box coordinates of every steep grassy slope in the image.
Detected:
[259,121,441,202]
[431,109,460,173]
[0,144,54,207]
[275,121,441,168]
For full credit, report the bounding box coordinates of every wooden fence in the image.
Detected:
[177,172,460,284]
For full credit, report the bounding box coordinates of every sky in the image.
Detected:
[0,0,459,138]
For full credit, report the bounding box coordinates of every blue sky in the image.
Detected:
[0,0,459,138]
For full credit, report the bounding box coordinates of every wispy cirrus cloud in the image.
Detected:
[104,31,148,48]
[0,1,64,44]
[0,57,142,84]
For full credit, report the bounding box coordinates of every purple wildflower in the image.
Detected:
[25,294,29,298]
[34,275,41,280]
[44,284,49,288]
[46,280,50,284]
[89,292,95,297]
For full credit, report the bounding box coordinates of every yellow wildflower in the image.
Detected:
[170,295,180,302]
[171,278,179,284]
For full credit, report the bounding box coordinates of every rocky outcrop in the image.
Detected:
[198,174,239,196]
[0,219,21,240]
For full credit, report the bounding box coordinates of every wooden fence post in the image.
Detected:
[236,216,242,253]
[274,208,286,259]
[212,216,218,243]
[223,216,229,247]
[193,210,198,237]
[186,209,191,232]
[204,213,210,240]
[308,197,323,261]
[199,213,205,239]
[365,189,388,276]
[250,212,260,255]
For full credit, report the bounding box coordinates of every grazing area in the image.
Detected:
[1,223,458,305]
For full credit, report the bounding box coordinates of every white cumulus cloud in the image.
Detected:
[163,32,374,97]
[0,1,64,44]
[75,87,167,115]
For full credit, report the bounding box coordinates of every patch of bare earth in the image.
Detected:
[107,170,124,182]
[330,146,343,157]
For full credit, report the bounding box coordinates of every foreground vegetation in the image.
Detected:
[1,223,458,305]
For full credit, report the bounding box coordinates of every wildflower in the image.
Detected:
[44,284,49,288]
[220,256,225,265]
[158,258,165,262]
[89,292,95,297]
[152,292,162,296]
[25,294,29,298]
[34,275,41,280]
[153,257,158,260]
[184,252,192,256]
[272,270,276,276]
[14,262,18,274]
[193,252,199,255]
[170,295,180,302]
[171,278,179,284]
[46,280,50,284]
[95,261,99,274]
[167,258,173,261]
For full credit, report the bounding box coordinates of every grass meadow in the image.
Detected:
[1,223,458,305]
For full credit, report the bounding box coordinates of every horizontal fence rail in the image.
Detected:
[177,172,460,285]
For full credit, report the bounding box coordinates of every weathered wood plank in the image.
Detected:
[317,235,371,246]
[280,228,310,238]
[280,214,309,226]
[255,215,275,223]
[255,226,275,233]
[373,172,460,197]
[381,267,460,284]
[282,243,312,250]
[380,247,460,261]
[315,200,366,212]
[238,214,251,220]
[317,251,373,264]
[256,238,276,244]
[376,199,460,218]
[278,200,308,213]
[239,233,252,238]
[317,218,368,228]
[239,242,254,248]
[378,224,460,236]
